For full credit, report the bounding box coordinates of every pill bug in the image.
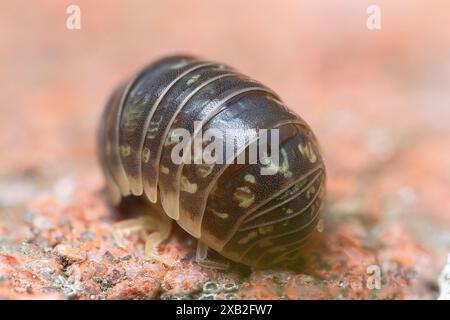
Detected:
[98,55,326,268]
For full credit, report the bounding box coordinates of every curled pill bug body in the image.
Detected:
[98,55,326,269]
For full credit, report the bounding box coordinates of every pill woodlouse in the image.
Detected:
[98,55,326,268]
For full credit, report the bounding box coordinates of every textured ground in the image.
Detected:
[0,1,449,299]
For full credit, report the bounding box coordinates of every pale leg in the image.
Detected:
[195,241,230,270]
[113,213,175,266]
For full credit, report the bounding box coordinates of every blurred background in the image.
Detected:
[0,0,449,299]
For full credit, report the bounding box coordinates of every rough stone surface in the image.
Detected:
[438,255,450,300]
[0,1,449,299]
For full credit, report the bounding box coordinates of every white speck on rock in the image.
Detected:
[438,253,450,300]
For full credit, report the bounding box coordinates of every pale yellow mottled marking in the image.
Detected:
[258,225,274,235]
[160,166,169,174]
[306,185,316,200]
[279,149,292,178]
[186,74,200,86]
[120,145,131,157]
[180,176,198,194]
[237,231,258,245]
[171,60,188,69]
[196,164,214,178]
[244,174,256,184]
[210,208,229,219]
[318,184,326,199]
[278,182,302,201]
[262,148,292,177]
[298,142,317,163]
[233,186,255,208]
[142,148,150,163]
[164,130,178,146]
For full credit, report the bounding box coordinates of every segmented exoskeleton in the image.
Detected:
[99,55,326,268]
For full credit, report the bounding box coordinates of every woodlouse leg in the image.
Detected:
[196,241,230,270]
[143,216,174,266]
[112,214,175,266]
